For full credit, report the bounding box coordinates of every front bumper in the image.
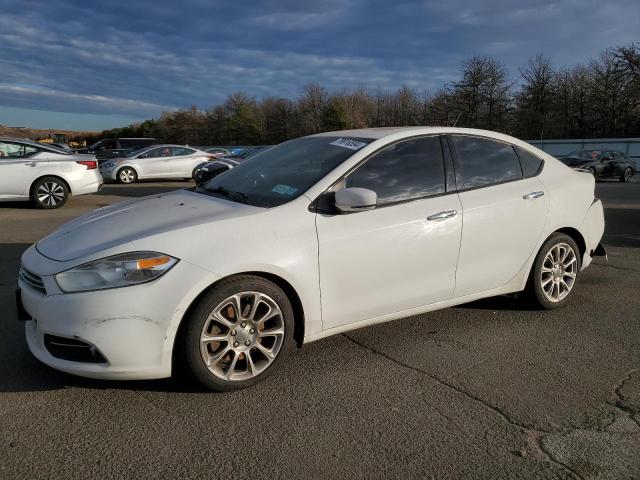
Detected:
[98,164,119,181]
[19,247,221,380]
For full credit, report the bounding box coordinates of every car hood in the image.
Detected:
[36,189,263,262]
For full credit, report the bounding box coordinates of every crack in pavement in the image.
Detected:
[592,262,640,273]
[341,333,640,480]
[611,368,640,429]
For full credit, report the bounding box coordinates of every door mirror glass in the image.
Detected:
[335,187,377,212]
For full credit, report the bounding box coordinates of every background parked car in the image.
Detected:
[558,149,635,182]
[192,146,270,184]
[99,144,214,184]
[204,147,232,157]
[0,137,102,208]
[77,138,161,160]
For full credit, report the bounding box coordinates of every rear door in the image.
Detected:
[448,135,549,298]
[170,147,201,176]
[0,141,44,198]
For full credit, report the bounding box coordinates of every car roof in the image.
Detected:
[0,136,71,154]
[142,144,200,149]
[311,126,523,140]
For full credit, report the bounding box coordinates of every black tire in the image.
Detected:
[31,176,69,209]
[525,233,581,310]
[117,167,137,184]
[621,167,633,183]
[180,275,295,392]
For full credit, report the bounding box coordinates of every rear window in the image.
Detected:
[451,135,522,189]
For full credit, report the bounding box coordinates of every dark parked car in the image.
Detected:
[558,150,635,182]
[192,147,270,185]
[77,138,161,160]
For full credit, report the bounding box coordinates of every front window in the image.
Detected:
[197,136,374,207]
[343,136,446,205]
[127,146,152,158]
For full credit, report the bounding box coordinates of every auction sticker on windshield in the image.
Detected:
[330,138,368,150]
[272,184,298,196]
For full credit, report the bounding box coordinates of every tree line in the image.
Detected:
[96,43,640,145]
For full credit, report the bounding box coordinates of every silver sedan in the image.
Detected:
[99,144,213,184]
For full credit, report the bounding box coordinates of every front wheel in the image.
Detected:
[525,233,581,309]
[32,176,69,209]
[181,275,295,391]
[117,167,137,184]
[621,167,633,183]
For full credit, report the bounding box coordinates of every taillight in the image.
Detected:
[207,155,216,160]
[77,160,97,169]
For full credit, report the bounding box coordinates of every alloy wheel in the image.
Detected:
[119,169,135,183]
[540,242,577,302]
[37,181,65,206]
[199,291,285,381]
[623,168,632,182]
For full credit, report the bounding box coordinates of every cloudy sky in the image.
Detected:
[1,0,638,130]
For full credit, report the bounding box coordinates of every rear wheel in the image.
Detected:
[181,275,294,391]
[117,167,137,184]
[525,233,581,309]
[31,176,69,209]
[621,167,633,183]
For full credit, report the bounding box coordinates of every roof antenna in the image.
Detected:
[452,112,462,127]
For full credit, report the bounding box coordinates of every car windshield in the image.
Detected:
[196,136,374,208]
[568,150,601,160]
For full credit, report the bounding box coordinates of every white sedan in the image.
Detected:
[99,144,213,183]
[18,127,605,391]
[0,137,102,208]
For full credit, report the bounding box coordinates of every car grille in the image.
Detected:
[19,267,46,295]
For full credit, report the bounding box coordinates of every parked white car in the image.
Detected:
[0,137,102,208]
[18,127,605,391]
[99,144,213,183]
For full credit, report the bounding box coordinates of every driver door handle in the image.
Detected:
[523,191,544,199]
[24,161,36,167]
[427,210,457,221]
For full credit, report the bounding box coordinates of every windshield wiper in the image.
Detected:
[204,186,249,203]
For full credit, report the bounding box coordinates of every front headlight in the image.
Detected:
[55,252,178,293]
[104,161,116,168]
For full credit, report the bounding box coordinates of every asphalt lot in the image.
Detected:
[0,180,639,479]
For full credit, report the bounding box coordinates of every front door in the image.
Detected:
[316,135,463,330]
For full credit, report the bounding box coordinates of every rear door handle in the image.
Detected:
[523,191,544,199]
[427,209,457,221]
[24,161,36,167]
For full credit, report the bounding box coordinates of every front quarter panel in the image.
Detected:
[131,195,323,337]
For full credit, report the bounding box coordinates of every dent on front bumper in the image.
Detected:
[19,253,221,380]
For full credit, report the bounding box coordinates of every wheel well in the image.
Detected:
[174,271,306,359]
[554,227,586,259]
[30,175,72,197]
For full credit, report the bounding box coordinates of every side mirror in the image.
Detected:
[334,187,377,212]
